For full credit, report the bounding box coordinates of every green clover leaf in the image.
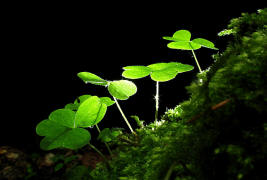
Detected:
[163,30,218,50]
[36,120,90,150]
[122,62,194,82]
[108,80,137,100]
[75,96,107,127]
[77,72,108,86]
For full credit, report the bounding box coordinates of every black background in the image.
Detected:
[2,2,266,153]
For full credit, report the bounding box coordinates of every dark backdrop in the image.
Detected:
[2,2,266,152]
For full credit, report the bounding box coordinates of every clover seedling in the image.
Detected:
[163,30,218,73]
[122,62,194,122]
[77,72,137,134]
[65,94,115,155]
[36,95,111,150]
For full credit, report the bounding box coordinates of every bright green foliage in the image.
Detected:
[77,72,108,86]
[99,97,116,106]
[108,80,137,100]
[36,95,113,151]
[77,72,137,133]
[218,29,234,36]
[122,62,194,82]
[77,72,137,100]
[65,95,114,111]
[75,96,107,127]
[163,30,218,50]
[36,120,90,150]
[49,109,76,128]
[121,66,151,79]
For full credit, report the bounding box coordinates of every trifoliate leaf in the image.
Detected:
[36,120,90,150]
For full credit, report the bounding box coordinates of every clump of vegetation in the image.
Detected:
[34,8,267,179]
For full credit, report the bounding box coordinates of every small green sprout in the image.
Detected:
[163,30,218,72]
[122,62,194,122]
[36,95,111,150]
[77,72,137,134]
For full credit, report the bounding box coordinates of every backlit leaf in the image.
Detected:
[122,66,151,79]
[108,80,137,100]
[77,72,108,86]
[162,36,176,41]
[75,96,107,127]
[100,97,115,106]
[36,120,91,150]
[49,109,76,128]
[192,38,218,50]
[176,63,194,73]
[172,30,191,41]
[167,41,201,50]
[36,119,66,137]
[77,95,92,104]
[148,62,179,82]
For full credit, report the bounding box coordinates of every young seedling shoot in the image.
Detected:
[77,72,137,135]
[122,62,194,122]
[65,94,115,156]
[36,95,113,167]
[163,30,218,73]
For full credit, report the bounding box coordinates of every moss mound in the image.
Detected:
[87,9,267,180]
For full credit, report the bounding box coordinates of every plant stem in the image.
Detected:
[88,143,110,170]
[113,97,136,135]
[155,81,159,122]
[95,124,113,156]
[164,162,176,180]
[191,49,202,73]
[189,43,202,73]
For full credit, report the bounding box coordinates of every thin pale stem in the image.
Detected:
[155,81,159,122]
[191,49,202,73]
[164,162,176,180]
[95,124,113,156]
[113,97,136,135]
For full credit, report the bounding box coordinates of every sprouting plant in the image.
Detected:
[122,62,194,122]
[64,94,115,155]
[77,72,137,135]
[36,95,114,167]
[163,30,218,73]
